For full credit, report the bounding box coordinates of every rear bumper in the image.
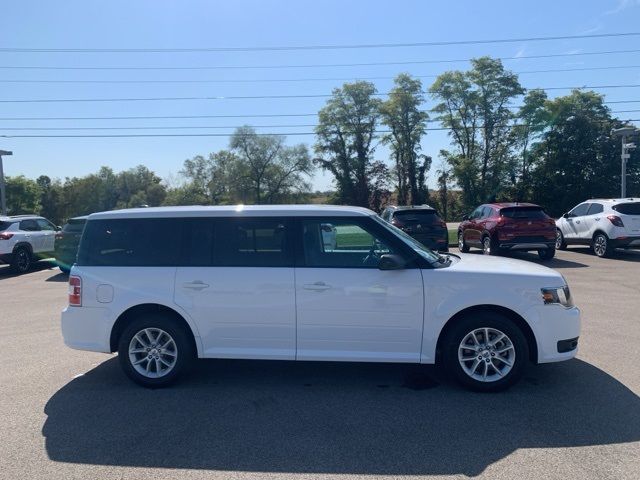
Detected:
[610,236,640,249]
[499,241,556,251]
[61,305,113,353]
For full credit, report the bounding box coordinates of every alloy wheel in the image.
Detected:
[483,237,491,255]
[593,235,608,257]
[458,327,516,382]
[16,249,30,272]
[555,230,563,250]
[128,328,178,379]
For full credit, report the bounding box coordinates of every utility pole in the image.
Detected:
[611,127,639,198]
[0,150,13,216]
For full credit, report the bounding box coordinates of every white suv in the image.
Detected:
[61,205,581,392]
[0,215,58,273]
[555,199,640,257]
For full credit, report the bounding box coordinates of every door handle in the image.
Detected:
[303,281,332,291]
[182,280,210,290]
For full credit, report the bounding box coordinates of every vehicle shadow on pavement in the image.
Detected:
[45,272,68,282]
[0,261,58,279]
[563,247,640,263]
[42,358,640,477]
[462,250,589,269]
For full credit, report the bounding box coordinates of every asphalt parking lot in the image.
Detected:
[1,248,639,480]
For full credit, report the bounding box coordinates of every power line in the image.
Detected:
[1,48,639,71]
[3,120,639,138]
[2,111,639,130]
[2,32,639,53]
[2,64,639,85]
[1,85,639,103]
[1,102,639,122]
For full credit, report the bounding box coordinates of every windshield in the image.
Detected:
[373,215,442,264]
[63,219,87,233]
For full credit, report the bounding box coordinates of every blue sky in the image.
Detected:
[1,0,639,191]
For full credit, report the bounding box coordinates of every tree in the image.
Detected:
[380,74,430,205]
[229,126,313,204]
[315,81,384,208]
[5,176,41,215]
[36,175,65,224]
[181,150,242,204]
[430,57,524,209]
[530,90,639,216]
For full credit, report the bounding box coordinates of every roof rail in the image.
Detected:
[9,214,39,218]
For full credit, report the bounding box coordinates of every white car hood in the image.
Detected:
[448,253,564,282]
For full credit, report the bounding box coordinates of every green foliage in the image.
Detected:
[5,175,41,215]
[315,81,389,209]
[380,74,430,205]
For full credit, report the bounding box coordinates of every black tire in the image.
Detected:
[592,232,613,258]
[458,231,470,253]
[538,247,556,260]
[10,246,32,274]
[482,235,500,256]
[443,312,529,392]
[117,313,195,388]
[555,229,567,250]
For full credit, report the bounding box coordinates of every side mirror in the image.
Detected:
[378,254,406,271]
[56,226,62,231]
[463,215,470,221]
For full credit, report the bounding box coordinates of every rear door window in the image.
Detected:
[501,207,548,219]
[19,219,39,231]
[613,203,640,215]
[587,203,603,215]
[214,219,293,267]
[0,221,14,231]
[569,204,590,217]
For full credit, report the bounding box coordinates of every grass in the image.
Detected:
[448,229,457,247]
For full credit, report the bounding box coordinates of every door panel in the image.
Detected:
[295,218,424,362]
[174,267,296,359]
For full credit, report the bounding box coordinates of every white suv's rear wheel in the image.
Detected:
[10,246,32,273]
[592,233,612,258]
[443,312,529,392]
[118,314,194,388]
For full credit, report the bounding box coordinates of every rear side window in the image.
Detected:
[0,221,14,231]
[613,203,640,215]
[501,207,548,219]
[78,218,182,266]
[393,210,441,224]
[214,219,292,267]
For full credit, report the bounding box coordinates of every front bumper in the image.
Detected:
[61,305,113,353]
[524,304,581,363]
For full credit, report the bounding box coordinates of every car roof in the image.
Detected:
[7,215,43,220]
[583,198,640,204]
[486,202,541,209]
[387,205,437,211]
[88,205,376,220]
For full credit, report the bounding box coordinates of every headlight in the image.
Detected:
[541,286,574,307]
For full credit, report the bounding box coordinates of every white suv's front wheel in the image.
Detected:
[443,312,529,392]
[118,314,194,388]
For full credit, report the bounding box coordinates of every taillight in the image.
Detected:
[68,275,82,306]
[391,218,406,229]
[0,232,13,240]
[607,215,625,227]
[55,232,64,240]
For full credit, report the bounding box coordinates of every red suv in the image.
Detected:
[458,203,557,260]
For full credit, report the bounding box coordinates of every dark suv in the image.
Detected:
[380,205,449,252]
[458,203,556,260]
[55,216,88,273]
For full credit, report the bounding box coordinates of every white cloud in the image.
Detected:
[605,0,640,15]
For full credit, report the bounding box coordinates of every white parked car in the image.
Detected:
[0,215,59,273]
[555,198,640,257]
[61,205,580,392]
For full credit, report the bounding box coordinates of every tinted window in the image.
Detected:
[613,203,640,215]
[183,218,215,267]
[0,221,14,231]
[393,210,440,224]
[481,206,494,219]
[19,219,39,231]
[215,219,292,267]
[470,207,484,219]
[569,203,590,217]
[63,219,86,233]
[587,203,603,215]
[303,219,394,268]
[36,219,55,231]
[501,207,548,219]
[78,218,182,266]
